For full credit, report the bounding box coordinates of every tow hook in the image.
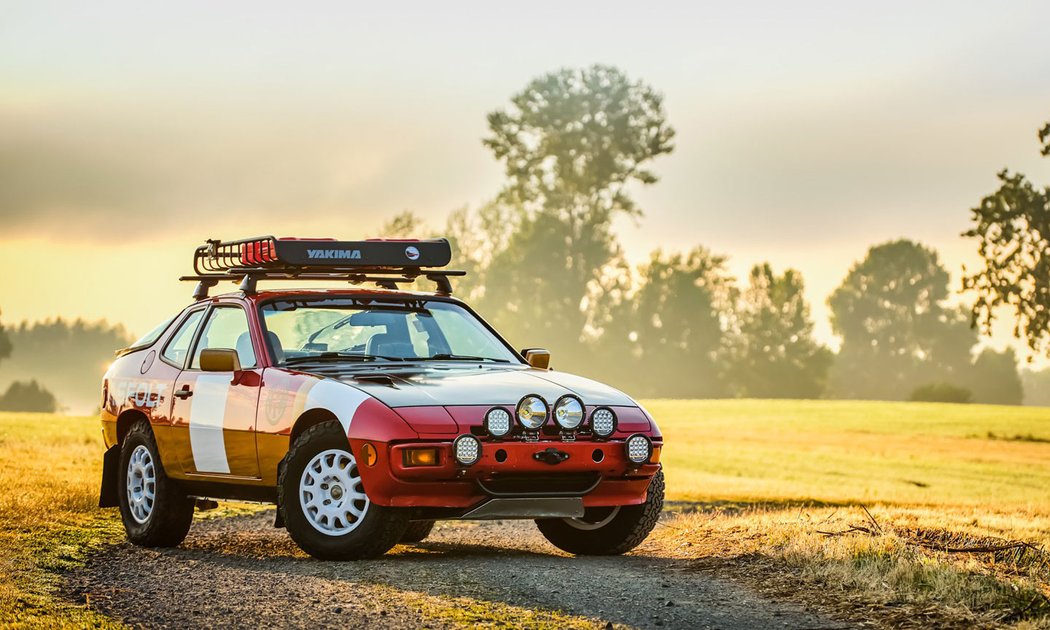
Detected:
[533,447,570,465]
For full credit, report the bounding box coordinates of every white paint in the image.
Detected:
[304,379,371,434]
[189,374,231,474]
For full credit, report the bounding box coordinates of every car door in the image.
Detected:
[168,304,263,479]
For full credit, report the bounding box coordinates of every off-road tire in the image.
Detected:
[117,420,194,547]
[400,520,436,544]
[536,470,664,555]
[278,420,409,560]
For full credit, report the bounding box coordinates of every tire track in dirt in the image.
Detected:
[64,511,856,629]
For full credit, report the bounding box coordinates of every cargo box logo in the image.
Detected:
[307,249,362,260]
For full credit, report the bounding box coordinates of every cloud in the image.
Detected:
[0,99,495,240]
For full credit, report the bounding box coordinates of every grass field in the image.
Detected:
[651,400,1050,628]
[653,399,1050,509]
[1,401,1048,627]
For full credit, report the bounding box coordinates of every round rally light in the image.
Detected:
[453,434,482,466]
[516,395,548,430]
[590,407,617,438]
[553,396,585,430]
[625,434,653,464]
[485,407,512,438]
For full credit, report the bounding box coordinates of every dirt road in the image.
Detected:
[64,510,856,629]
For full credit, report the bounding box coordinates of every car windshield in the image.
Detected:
[259,298,520,365]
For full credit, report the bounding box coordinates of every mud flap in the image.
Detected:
[274,457,286,528]
[99,445,121,508]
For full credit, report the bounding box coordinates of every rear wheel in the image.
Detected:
[117,420,194,547]
[400,520,436,544]
[535,471,664,555]
[279,421,409,560]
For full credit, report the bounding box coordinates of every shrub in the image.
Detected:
[909,382,972,404]
[0,380,58,412]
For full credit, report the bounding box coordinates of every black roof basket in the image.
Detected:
[180,236,465,299]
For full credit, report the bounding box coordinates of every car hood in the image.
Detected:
[317,364,636,408]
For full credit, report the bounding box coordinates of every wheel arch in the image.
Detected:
[288,407,342,450]
[116,408,151,444]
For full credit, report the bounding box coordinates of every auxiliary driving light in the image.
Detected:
[485,407,512,438]
[516,395,548,430]
[625,434,653,464]
[553,396,585,431]
[590,407,617,438]
[453,434,482,466]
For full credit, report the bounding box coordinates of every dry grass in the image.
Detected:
[0,413,123,628]
[644,399,1050,628]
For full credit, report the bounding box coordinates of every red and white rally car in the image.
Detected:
[99,236,664,560]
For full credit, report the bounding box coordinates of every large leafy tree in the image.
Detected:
[622,247,733,398]
[828,240,976,400]
[726,264,832,398]
[478,65,675,366]
[964,121,1050,356]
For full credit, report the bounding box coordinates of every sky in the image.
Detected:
[1,1,1049,359]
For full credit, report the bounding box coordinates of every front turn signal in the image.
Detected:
[403,447,440,467]
[361,443,378,467]
[650,446,662,464]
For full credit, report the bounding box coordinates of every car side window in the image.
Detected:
[161,310,206,367]
[190,307,257,370]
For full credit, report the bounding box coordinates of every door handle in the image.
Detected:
[174,388,193,399]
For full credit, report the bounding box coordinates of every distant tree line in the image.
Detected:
[0,314,131,413]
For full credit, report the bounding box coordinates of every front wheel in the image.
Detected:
[278,421,409,560]
[535,471,664,555]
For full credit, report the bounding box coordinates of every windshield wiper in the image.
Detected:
[283,352,409,365]
[424,353,511,363]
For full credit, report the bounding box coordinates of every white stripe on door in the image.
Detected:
[189,374,231,474]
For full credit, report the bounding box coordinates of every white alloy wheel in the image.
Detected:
[299,448,370,536]
[564,506,621,531]
[126,444,156,524]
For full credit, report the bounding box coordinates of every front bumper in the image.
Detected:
[349,436,662,515]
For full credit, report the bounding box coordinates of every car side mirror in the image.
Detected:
[521,348,551,370]
[200,348,241,372]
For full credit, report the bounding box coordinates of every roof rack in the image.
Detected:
[180,236,465,299]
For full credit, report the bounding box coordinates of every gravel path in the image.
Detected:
[64,510,855,629]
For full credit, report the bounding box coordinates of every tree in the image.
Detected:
[828,240,977,400]
[1020,367,1050,406]
[622,247,734,398]
[0,380,57,413]
[0,309,11,366]
[964,120,1050,356]
[962,348,1023,405]
[478,65,675,368]
[909,382,972,404]
[378,210,429,238]
[725,264,832,398]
